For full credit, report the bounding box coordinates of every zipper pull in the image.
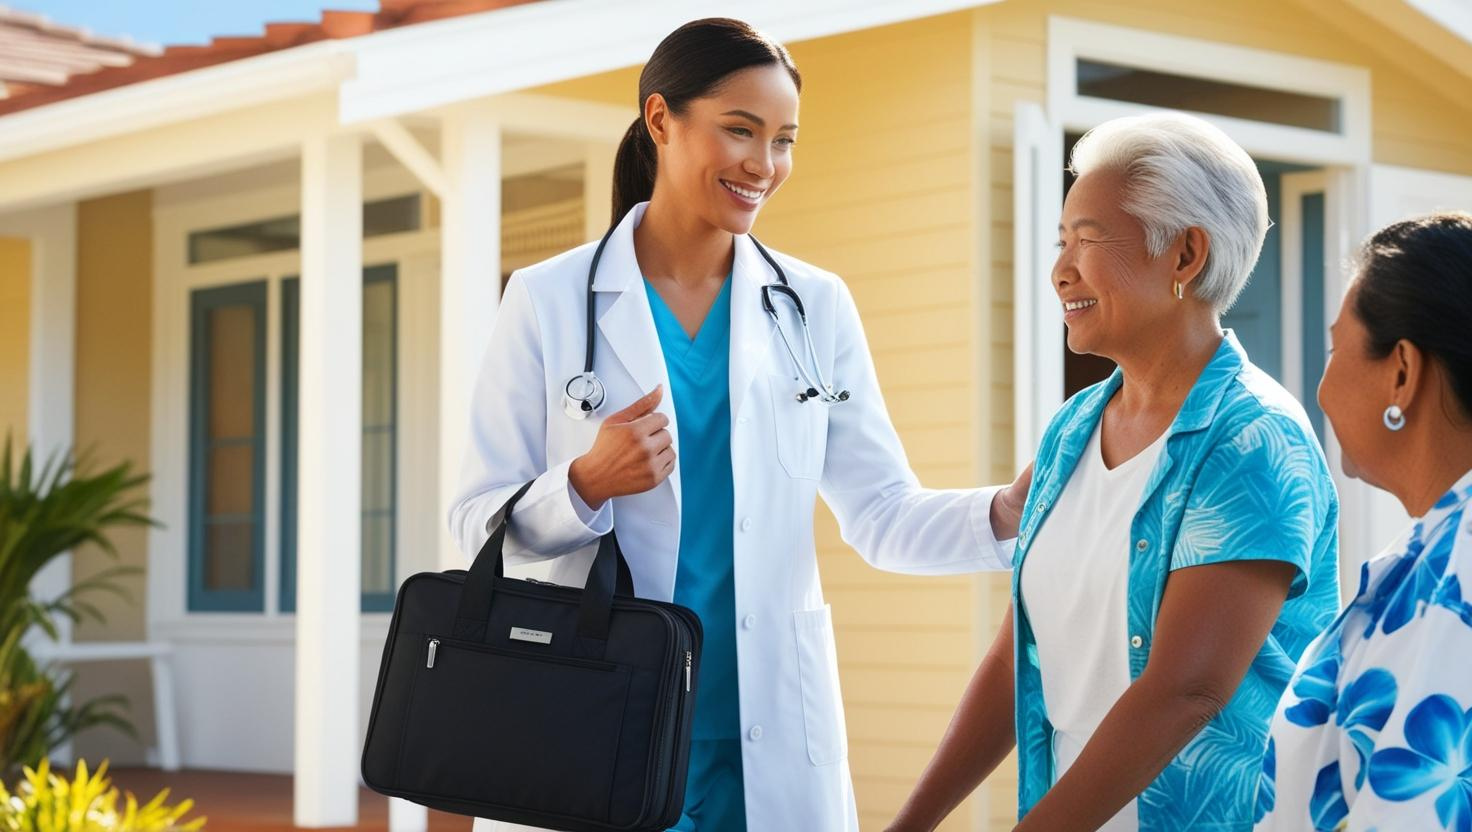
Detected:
[684,651,692,692]
[427,638,439,669]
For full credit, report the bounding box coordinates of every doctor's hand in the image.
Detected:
[988,461,1033,541]
[568,385,675,510]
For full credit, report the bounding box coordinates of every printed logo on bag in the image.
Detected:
[509,627,553,645]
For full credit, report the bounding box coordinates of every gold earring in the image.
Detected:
[1173,281,1184,300]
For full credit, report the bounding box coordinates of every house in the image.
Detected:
[3,0,1472,829]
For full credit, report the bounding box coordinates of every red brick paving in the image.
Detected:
[105,768,471,831]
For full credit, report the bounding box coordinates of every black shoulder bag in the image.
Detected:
[362,482,703,831]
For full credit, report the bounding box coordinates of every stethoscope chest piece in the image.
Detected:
[562,371,605,420]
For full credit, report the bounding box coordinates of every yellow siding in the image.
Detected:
[0,237,29,447]
[70,190,155,766]
[533,14,989,830]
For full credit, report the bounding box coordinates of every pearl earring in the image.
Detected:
[1383,404,1406,432]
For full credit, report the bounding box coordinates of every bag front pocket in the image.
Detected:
[398,636,632,822]
[793,606,849,766]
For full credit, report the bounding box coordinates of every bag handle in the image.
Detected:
[452,481,634,647]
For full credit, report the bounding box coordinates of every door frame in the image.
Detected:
[1279,170,1334,407]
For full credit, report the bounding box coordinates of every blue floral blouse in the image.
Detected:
[1012,332,1341,830]
[1256,468,1472,832]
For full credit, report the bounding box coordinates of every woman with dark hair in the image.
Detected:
[449,19,1030,831]
[1257,212,1472,831]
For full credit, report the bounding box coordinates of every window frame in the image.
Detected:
[187,280,269,613]
[1047,16,1372,165]
[278,263,399,614]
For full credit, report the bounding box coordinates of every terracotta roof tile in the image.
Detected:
[0,0,538,117]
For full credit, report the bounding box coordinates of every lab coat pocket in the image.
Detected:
[793,605,849,766]
[767,372,827,480]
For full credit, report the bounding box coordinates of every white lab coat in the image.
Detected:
[451,203,1014,832]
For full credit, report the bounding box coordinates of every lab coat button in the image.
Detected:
[743,614,756,630]
[740,517,753,532]
[748,725,763,741]
[1130,635,1144,649]
[738,416,749,425]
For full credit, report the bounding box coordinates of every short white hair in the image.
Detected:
[1068,112,1269,314]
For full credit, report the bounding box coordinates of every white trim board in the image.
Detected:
[0,0,1002,177]
[340,0,1004,123]
[1047,16,1372,165]
[0,47,352,164]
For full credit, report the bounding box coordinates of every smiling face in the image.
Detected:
[1052,168,1195,360]
[646,63,799,235]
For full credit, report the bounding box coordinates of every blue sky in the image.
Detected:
[14,1,379,47]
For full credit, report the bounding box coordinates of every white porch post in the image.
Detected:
[8,204,78,762]
[438,106,503,570]
[294,132,364,828]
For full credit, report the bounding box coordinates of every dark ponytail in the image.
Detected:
[610,18,801,225]
[1353,211,1472,419]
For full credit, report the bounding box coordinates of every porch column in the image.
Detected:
[7,205,78,762]
[20,204,77,634]
[438,106,502,569]
[293,132,363,828]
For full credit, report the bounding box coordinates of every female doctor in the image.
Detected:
[449,18,1030,832]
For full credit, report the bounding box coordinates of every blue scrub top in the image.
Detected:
[645,277,741,741]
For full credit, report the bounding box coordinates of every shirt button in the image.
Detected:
[738,416,749,425]
[1136,539,1149,552]
[740,517,753,532]
[743,614,756,630]
[1131,635,1144,649]
[748,725,764,741]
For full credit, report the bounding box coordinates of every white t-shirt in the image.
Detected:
[1019,422,1168,832]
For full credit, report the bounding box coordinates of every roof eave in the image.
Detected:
[0,40,353,164]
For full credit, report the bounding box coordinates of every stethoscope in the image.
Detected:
[562,226,850,420]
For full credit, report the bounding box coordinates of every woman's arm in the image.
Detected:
[1014,559,1295,831]
[887,605,1018,832]
[451,273,676,564]
[818,278,1025,572]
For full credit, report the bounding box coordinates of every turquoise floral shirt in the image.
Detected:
[1256,468,1472,831]
[1012,332,1340,830]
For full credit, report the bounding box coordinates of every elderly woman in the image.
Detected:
[1256,213,1472,831]
[887,112,1340,832]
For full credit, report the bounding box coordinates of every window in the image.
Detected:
[279,264,399,613]
[188,195,422,265]
[1047,17,1371,165]
[188,281,268,612]
[1076,60,1341,133]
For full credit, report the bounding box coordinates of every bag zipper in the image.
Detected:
[423,635,617,672]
